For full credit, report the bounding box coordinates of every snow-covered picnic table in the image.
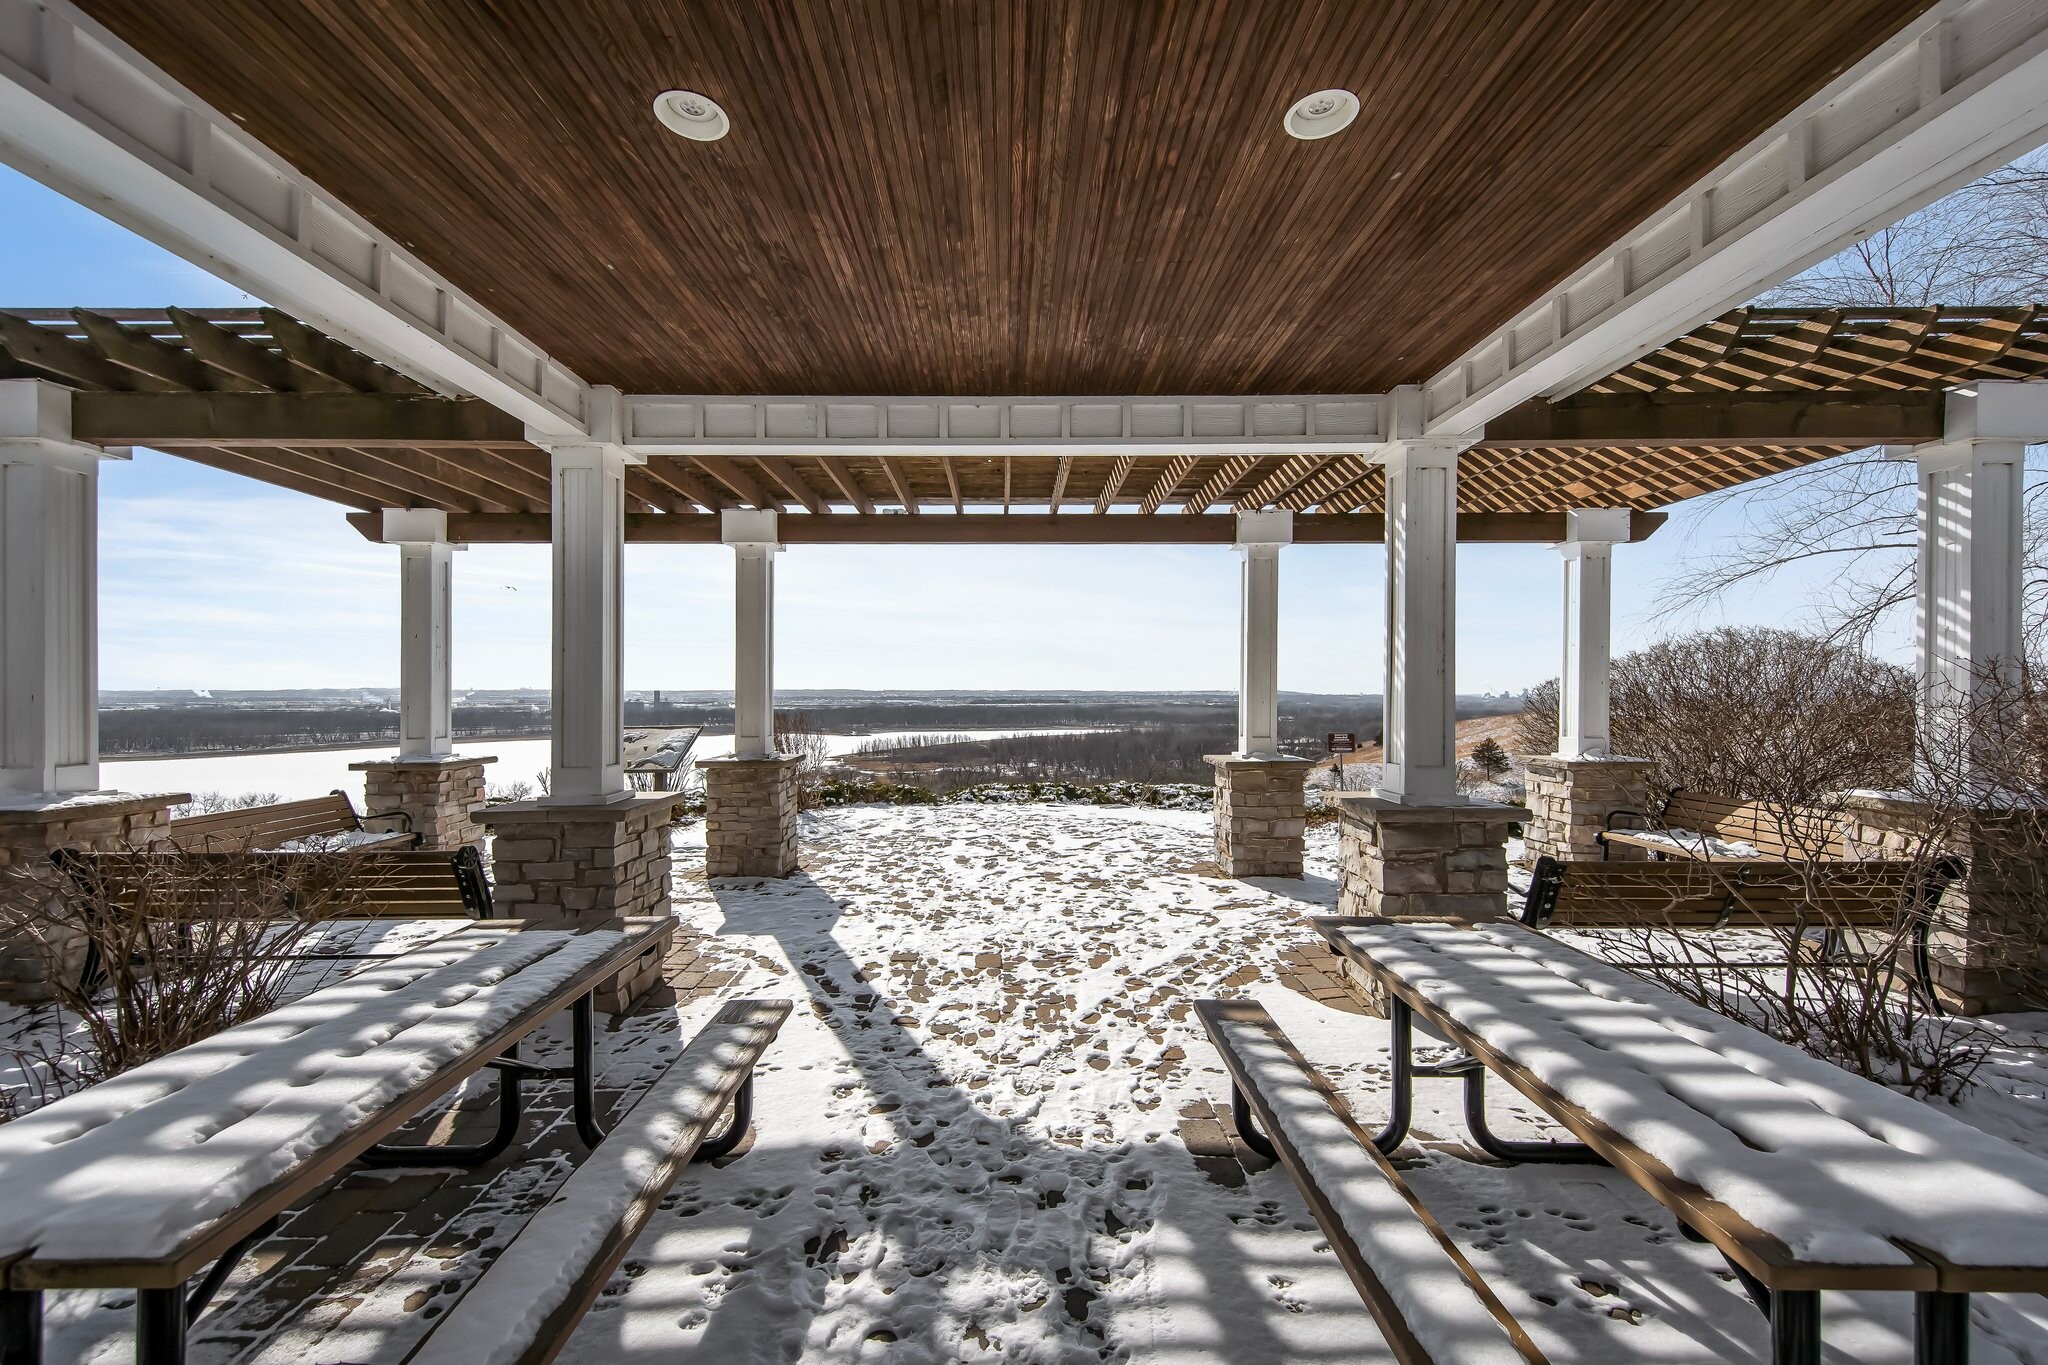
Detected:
[1314,914,2048,1365]
[0,921,662,1365]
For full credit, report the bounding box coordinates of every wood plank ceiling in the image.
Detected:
[6,306,2043,527]
[75,0,1934,396]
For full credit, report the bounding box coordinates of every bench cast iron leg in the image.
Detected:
[1770,1289,1821,1365]
[695,1076,755,1162]
[136,1286,186,1365]
[1229,1082,1278,1161]
[1,1290,40,1365]
[1371,997,1415,1155]
[1916,1291,1969,1365]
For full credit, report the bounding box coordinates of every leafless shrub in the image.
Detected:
[1516,627,1912,799]
[172,790,282,818]
[776,710,835,811]
[0,841,375,1096]
[486,778,535,804]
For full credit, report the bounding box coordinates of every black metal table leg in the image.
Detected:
[571,992,607,1150]
[1447,1059,1603,1164]
[1770,1288,1821,1365]
[1371,996,1415,1154]
[359,1043,526,1167]
[1229,1081,1277,1160]
[1916,1291,1969,1365]
[695,1076,756,1161]
[184,1216,283,1323]
[1,1290,41,1365]
[135,1286,186,1365]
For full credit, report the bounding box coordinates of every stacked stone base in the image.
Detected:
[595,916,678,1015]
[701,754,802,878]
[1842,792,2048,1015]
[1521,754,1653,863]
[0,790,187,1003]
[1335,794,1527,919]
[487,792,686,927]
[1205,754,1313,878]
[351,755,493,851]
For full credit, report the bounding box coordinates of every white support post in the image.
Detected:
[545,435,635,802]
[1913,382,2047,788]
[0,381,107,794]
[1234,510,1291,756]
[1556,509,1631,758]
[1379,411,1471,802]
[382,509,456,760]
[723,509,781,760]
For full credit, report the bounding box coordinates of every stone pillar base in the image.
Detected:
[1335,794,1528,920]
[1842,792,2048,1015]
[0,790,188,1003]
[486,791,687,930]
[594,916,678,1015]
[700,754,802,878]
[1520,754,1654,863]
[350,755,495,851]
[1205,754,1313,878]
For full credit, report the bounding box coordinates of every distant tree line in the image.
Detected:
[99,705,554,755]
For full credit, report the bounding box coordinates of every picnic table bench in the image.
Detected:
[0,921,783,1365]
[161,790,415,854]
[1249,914,2048,1365]
[1520,853,1960,1009]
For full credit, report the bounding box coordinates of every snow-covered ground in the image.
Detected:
[7,803,2048,1362]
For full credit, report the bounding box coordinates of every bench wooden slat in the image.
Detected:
[1,925,659,1289]
[407,998,793,1365]
[1196,999,1546,1365]
[1524,857,1934,933]
[55,846,490,922]
[162,791,414,852]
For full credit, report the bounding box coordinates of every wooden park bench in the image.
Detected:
[404,997,791,1365]
[0,924,784,1365]
[1518,853,1961,1009]
[162,790,416,853]
[1600,789,1843,861]
[53,845,500,994]
[1196,998,1547,1365]
[1301,914,2048,1365]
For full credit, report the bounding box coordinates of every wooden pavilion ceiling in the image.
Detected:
[73,0,1933,396]
[4,305,2043,533]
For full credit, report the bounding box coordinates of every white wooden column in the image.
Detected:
[545,439,634,800]
[1234,510,1290,756]
[1556,509,1630,758]
[723,509,780,759]
[1914,382,2046,786]
[1379,436,1467,802]
[381,509,456,760]
[0,382,110,795]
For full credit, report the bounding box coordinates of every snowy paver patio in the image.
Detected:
[20,803,2048,1363]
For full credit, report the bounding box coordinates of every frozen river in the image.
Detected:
[103,728,1105,807]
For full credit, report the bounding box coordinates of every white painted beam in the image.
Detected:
[381,508,456,761]
[625,394,1384,456]
[0,0,589,436]
[1424,0,2048,436]
[722,509,780,760]
[0,381,108,793]
[1234,510,1291,756]
[1555,509,1630,758]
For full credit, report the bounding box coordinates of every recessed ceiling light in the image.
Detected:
[1284,89,1359,140]
[653,90,729,142]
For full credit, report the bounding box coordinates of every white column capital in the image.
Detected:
[1560,507,1631,549]
[722,507,782,548]
[1940,380,2048,444]
[1235,508,1293,548]
[0,380,111,464]
[380,507,452,545]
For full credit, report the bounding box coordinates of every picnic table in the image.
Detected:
[0,921,666,1365]
[1311,914,2048,1365]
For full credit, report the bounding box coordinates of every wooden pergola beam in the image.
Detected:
[345,510,1668,546]
[71,309,216,391]
[1478,391,1945,447]
[754,456,829,516]
[689,455,777,509]
[69,391,526,447]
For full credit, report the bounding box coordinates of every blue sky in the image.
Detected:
[0,164,1850,694]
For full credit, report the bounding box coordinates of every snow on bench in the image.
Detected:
[1323,917,2048,1273]
[0,927,627,1270]
[1196,999,1546,1365]
[1607,828,1763,859]
[408,998,792,1365]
